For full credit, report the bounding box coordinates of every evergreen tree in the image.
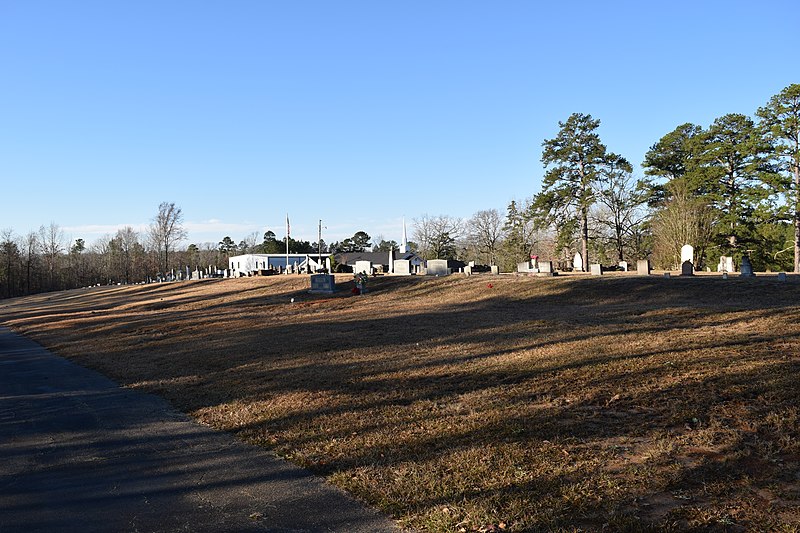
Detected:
[642,123,705,203]
[757,83,800,272]
[697,113,776,253]
[533,113,631,270]
[262,231,284,254]
[218,236,237,255]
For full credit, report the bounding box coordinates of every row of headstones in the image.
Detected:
[463,265,501,276]
[573,253,631,273]
[681,244,741,274]
[353,259,504,277]
[149,267,216,283]
[355,259,449,276]
[588,257,762,278]
[418,260,503,277]
[189,266,234,279]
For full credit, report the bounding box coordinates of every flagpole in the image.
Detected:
[285,213,289,274]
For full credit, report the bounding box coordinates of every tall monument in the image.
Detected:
[401,216,409,253]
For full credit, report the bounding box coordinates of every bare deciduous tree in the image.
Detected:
[591,171,650,262]
[22,231,38,294]
[466,209,504,265]
[39,222,64,291]
[149,202,187,275]
[114,226,141,283]
[413,214,463,260]
[651,182,716,269]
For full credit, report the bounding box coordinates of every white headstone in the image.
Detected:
[538,261,553,273]
[393,259,411,275]
[573,252,584,272]
[717,256,734,273]
[618,261,628,272]
[426,259,450,276]
[637,259,650,276]
[681,244,694,266]
[590,263,603,276]
[354,261,372,276]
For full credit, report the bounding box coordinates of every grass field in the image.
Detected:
[1,273,799,532]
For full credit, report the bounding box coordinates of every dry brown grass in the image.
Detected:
[2,273,800,531]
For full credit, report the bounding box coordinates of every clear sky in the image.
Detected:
[1,1,797,248]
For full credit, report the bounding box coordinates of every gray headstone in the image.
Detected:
[393,259,411,275]
[590,263,603,276]
[637,259,650,276]
[490,265,500,275]
[722,272,728,280]
[426,259,450,276]
[573,252,583,272]
[354,261,372,276]
[538,261,553,273]
[664,272,671,278]
[681,244,694,265]
[740,256,755,277]
[681,260,694,276]
[309,273,335,294]
[778,272,787,281]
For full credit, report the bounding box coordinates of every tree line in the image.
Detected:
[412,83,800,273]
[3,84,798,298]
[0,203,214,298]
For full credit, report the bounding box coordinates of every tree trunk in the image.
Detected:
[581,207,589,271]
[795,166,800,273]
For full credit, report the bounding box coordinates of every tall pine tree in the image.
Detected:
[533,113,631,270]
[757,84,800,272]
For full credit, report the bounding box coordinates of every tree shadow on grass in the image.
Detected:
[4,274,800,530]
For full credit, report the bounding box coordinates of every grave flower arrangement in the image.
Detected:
[353,272,368,294]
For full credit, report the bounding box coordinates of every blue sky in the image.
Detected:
[1,1,797,248]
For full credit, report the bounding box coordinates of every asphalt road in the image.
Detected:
[0,326,398,532]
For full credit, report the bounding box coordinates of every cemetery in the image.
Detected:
[1,270,798,532]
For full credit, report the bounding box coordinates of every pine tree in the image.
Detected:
[533,113,631,270]
[757,84,800,272]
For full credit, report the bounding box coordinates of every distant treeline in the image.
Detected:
[4,84,799,298]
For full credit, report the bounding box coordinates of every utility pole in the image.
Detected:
[318,219,323,272]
